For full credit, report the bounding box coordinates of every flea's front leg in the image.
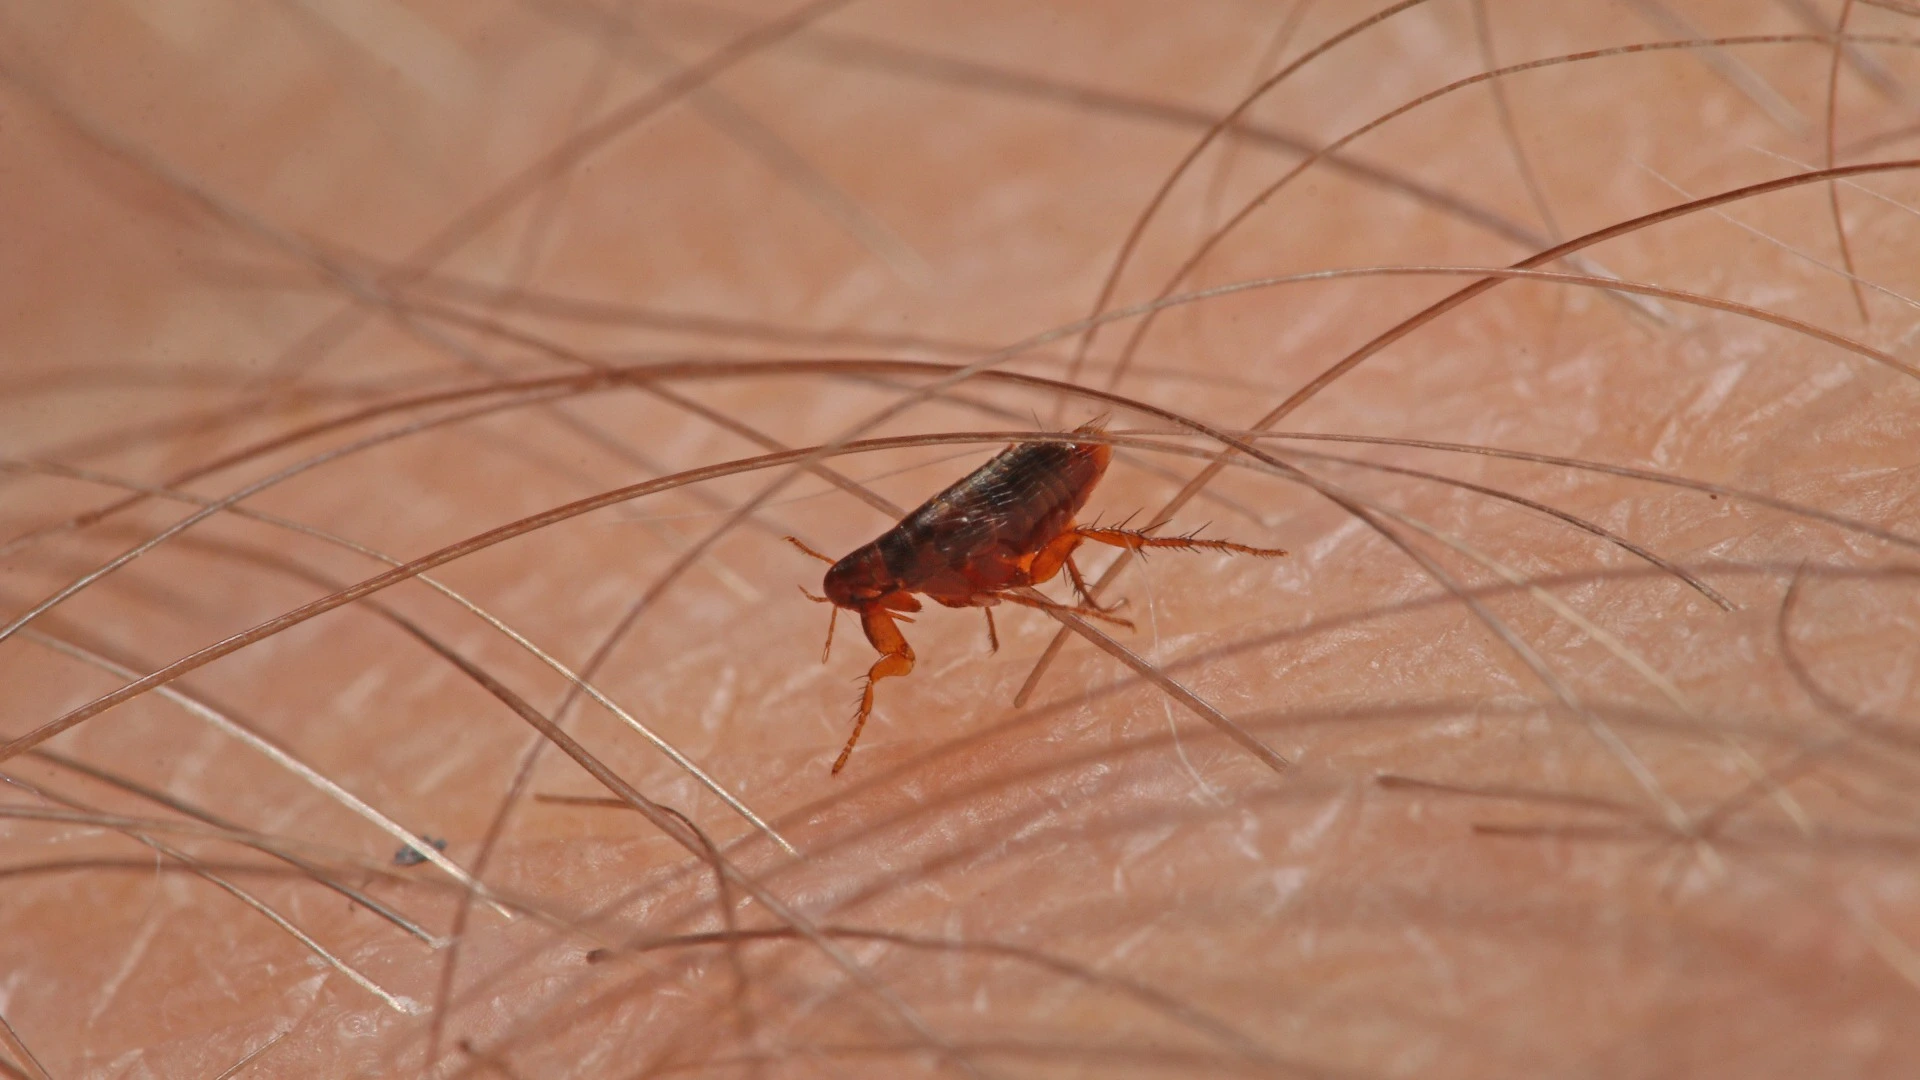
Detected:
[840,604,917,774]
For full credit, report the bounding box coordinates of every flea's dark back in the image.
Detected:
[868,432,1111,593]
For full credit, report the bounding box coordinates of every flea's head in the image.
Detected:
[823,547,888,608]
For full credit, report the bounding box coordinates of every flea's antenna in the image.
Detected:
[784,535,835,564]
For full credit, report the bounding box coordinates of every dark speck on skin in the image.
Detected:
[393,835,448,867]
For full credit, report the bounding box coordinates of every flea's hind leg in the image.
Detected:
[1027,529,1121,613]
[983,607,999,653]
[1074,524,1288,559]
[1025,528,1083,587]
[1062,553,1125,613]
[839,606,917,774]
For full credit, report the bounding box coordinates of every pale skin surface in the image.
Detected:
[2,1,1920,1077]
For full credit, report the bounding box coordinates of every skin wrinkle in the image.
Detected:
[4,2,1920,1077]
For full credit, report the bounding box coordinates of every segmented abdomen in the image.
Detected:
[873,437,1110,589]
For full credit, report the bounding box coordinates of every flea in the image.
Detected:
[788,421,1286,773]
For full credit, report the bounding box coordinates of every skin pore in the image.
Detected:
[3,0,1920,1076]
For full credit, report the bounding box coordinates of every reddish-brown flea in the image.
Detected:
[787,421,1288,774]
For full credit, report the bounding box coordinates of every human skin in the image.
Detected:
[3,1,1920,1077]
